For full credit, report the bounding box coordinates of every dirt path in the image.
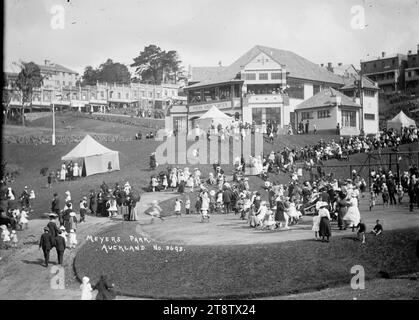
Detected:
[0,216,117,300]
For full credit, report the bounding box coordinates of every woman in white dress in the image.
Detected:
[60,164,67,181]
[19,209,29,230]
[343,193,361,231]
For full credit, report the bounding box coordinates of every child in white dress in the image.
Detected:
[312,214,320,240]
[174,199,182,217]
[10,230,18,248]
[69,229,77,249]
[80,276,93,300]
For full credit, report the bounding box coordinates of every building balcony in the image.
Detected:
[375,78,396,85]
[245,93,284,104]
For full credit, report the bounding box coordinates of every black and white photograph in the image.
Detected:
[1,0,419,307]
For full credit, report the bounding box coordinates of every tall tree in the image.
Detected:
[81,65,98,85]
[131,45,182,84]
[81,59,131,85]
[15,62,43,125]
[2,75,18,125]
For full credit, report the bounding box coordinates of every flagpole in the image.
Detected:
[52,103,56,146]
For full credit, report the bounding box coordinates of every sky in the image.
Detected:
[4,0,419,75]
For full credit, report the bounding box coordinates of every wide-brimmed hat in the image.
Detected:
[60,226,66,231]
[65,191,70,195]
[48,213,58,218]
[70,212,76,217]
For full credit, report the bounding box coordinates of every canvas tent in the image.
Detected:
[61,135,120,176]
[197,106,233,129]
[387,111,416,131]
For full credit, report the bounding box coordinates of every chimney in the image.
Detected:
[338,63,343,67]
[320,63,324,67]
[327,62,333,72]
[44,60,50,66]
[382,52,386,58]
[408,50,412,55]
[218,61,222,67]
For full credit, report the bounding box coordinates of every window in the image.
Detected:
[364,113,375,120]
[62,81,65,86]
[259,73,268,80]
[133,91,137,98]
[56,80,60,86]
[271,72,282,80]
[317,109,331,118]
[203,87,216,102]
[219,86,231,100]
[287,79,305,99]
[68,81,72,86]
[149,92,153,98]
[101,91,105,98]
[109,91,113,98]
[245,73,256,80]
[408,71,412,77]
[392,59,395,65]
[164,90,168,96]
[117,92,121,99]
[364,90,376,97]
[341,110,356,127]
[126,93,129,99]
[301,111,313,120]
[313,84,321,95]
[156,93,161,99]
[141,91,146,97]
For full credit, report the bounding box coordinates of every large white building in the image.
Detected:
[169,45,379,135]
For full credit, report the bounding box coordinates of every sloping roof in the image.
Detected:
[199,106,232,119]
[61,135,117,160]
[295,88,361,110]
[341,75,379,90]
[186,45,345,89]
[38,63,78,75]
[387,111,416,125]
[190,66,227,83]
[331,64,359,77]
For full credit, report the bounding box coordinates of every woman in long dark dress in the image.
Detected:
[318,201,332,242]
[92,275,116,300]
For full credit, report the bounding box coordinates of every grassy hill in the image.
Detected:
[2,113,419,218]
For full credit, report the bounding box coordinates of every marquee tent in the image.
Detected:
[197,106,233,129]
[386,111,416,131]
[61,135,120,176]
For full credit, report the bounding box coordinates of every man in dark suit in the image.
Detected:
[55,234,66,266]
[51,193,61,224]
[47,214,61,246]
[39,227,54,267]
[222,187,233,214]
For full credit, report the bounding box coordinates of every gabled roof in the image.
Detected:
[295,88,360,110]
[190,66,227,83]
[341,75,379,90]
[61,135,117,160]
[331,64,359,77]
[37,63,78,75]
[186,45,345,89]
[199,106,232,119]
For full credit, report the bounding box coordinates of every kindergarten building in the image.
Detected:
[167,45,379,135]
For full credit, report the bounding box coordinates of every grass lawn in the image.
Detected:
[2,113,419,220]
[73,223,419,299]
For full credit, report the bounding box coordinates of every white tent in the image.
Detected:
[198,106,233,129]
[61,135,120,176]
[387,111,416,131]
